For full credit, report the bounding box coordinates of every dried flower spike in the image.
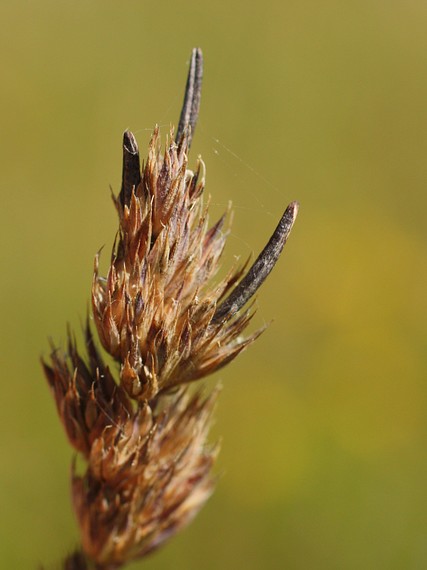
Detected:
[43,47,298,570]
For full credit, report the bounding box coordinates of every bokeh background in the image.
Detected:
[2,1,427,568]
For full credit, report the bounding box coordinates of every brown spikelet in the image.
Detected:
[43,326,132,458]
[92,127,267,402]
[72,389,218,567]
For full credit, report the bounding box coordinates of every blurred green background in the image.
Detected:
[2,0,427,568]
